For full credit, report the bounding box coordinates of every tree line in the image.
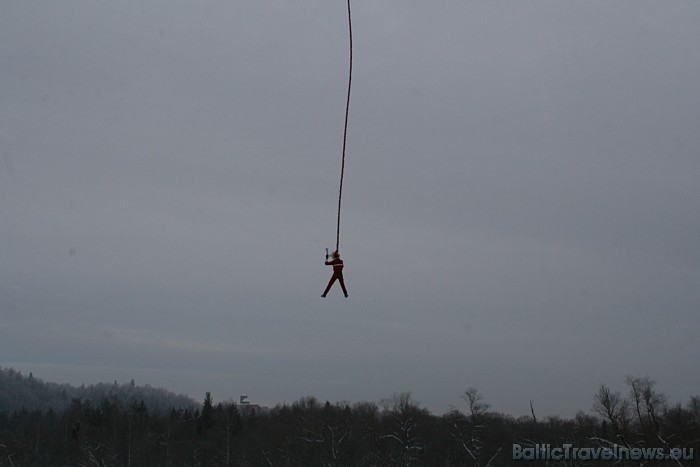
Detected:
[0,367,197,415]
[0,372,698,466]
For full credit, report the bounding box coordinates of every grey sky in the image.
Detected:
[1,1,698,417]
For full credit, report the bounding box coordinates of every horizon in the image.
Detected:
[2,364,695,420]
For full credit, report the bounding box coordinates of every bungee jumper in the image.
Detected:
[322,249,348,298]
[322,0,353,299]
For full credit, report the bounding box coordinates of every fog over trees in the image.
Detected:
[0,367,197,414]
[0,368,697,466]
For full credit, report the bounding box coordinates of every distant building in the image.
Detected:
[235,394,267,416]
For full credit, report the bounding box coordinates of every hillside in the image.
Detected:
[0,366,197,413]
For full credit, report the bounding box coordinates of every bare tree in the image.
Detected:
[1,443,16,467]
[463,387,489,417]
[449,388,501,467]
[296,400,353,466]
[379,392,426,466]
[626,376,666,443]
[688,396,700,446]
[218,402,241,467]
[592,383,631,446]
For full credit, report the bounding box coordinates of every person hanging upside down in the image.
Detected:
[322,250,348,298]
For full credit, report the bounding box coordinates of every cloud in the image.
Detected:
[1,0,699,417]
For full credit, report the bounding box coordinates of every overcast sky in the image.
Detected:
[1,1,699,417]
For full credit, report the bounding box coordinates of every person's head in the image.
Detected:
[332,250,340,259]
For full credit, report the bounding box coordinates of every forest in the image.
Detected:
[0,367,697,466]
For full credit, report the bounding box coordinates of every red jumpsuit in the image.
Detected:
[322,256,348,297]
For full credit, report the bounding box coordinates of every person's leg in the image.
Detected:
[322,274,338,297]
[338,274,348,297]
